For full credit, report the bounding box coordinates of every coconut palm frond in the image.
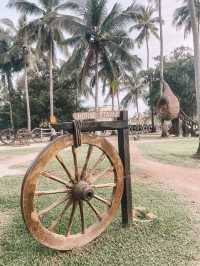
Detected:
[173,0,200,38]
[0,18,17,33]
[7,0,45,15]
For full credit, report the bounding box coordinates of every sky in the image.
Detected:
[0,0,194,114]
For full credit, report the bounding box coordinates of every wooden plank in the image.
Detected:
[118,110,133,227]
[55,120,128,132]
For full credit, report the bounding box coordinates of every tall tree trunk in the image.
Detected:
[146,34,150,70]
[136,90,139,116]
[6,72,14,129]
[6,71,14,93]
[111,87,114,111]
[9,101,14,130]
[159,0,164,95]
[117,90,120,111]
[198,0,200,35]
[76,86,79,112]
[24,47,31,131]
[151,105,155,132]
[49,40,54,118]
[159,0,166,137]
[146,35,155,131]
[188,0,200,155]
[150,76,155,132]
[95,50,99,112]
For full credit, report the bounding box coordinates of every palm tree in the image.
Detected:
[187,0,200,155]
[173,0,200,38]
[0,25,23,129]
[173,3,200,113]
[0,16,35,130]
[142,68,157,131]
[8,0,76,119]
[0,73,14,129]
[103,80,120,111]
[60,0,139,111]
[130,5,159,70]
[121,73,146,116]
[94,51,141,111]
[129,5,158,129]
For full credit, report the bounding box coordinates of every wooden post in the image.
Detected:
[118,110,133,226]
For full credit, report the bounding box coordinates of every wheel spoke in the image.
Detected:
[81,145,93,180]
[41,171,72,188]
[66,201,77,236]
[56,154,75,184]
[86,201,102,221]
[35,189,69,196]
[94,194,111,207]
[79,201,85,234]
[72,146,79,181]
[38,196,67,219]
[88,152,106,175]
[48,199,72,232]
[92,183,116,189]
[89,165,113,184]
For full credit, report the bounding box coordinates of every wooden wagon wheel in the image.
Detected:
[21,134,124,250]
[0,128,15,145]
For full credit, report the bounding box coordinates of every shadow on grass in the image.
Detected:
[1,183,200,266]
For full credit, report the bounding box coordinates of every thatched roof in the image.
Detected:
[157,81,180,121]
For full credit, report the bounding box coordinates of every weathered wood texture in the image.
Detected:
[21,134,124,250]
[55,111,133,227]
[118,111,133,226]
[55,120,128,132]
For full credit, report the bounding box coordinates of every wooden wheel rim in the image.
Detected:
[21,134,124,250]
[0,128,15,145]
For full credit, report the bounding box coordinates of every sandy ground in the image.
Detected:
[0,143,47,177]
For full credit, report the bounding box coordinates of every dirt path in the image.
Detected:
[0,143,46,177]
[2,137,200,204]
[132,140,200,203]
[0,152,39,177]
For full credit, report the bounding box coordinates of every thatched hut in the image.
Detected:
[157,81,180,121]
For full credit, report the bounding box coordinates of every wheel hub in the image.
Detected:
[72,181,94,201]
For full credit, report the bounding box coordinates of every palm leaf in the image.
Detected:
[101,3,121,33]
[7,0,45,15]
[0,18,17,33]
[54,1,80,12]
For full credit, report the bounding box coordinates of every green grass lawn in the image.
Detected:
[1,172,200,266]
[1,142,200,265]
[138,138,200,168]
